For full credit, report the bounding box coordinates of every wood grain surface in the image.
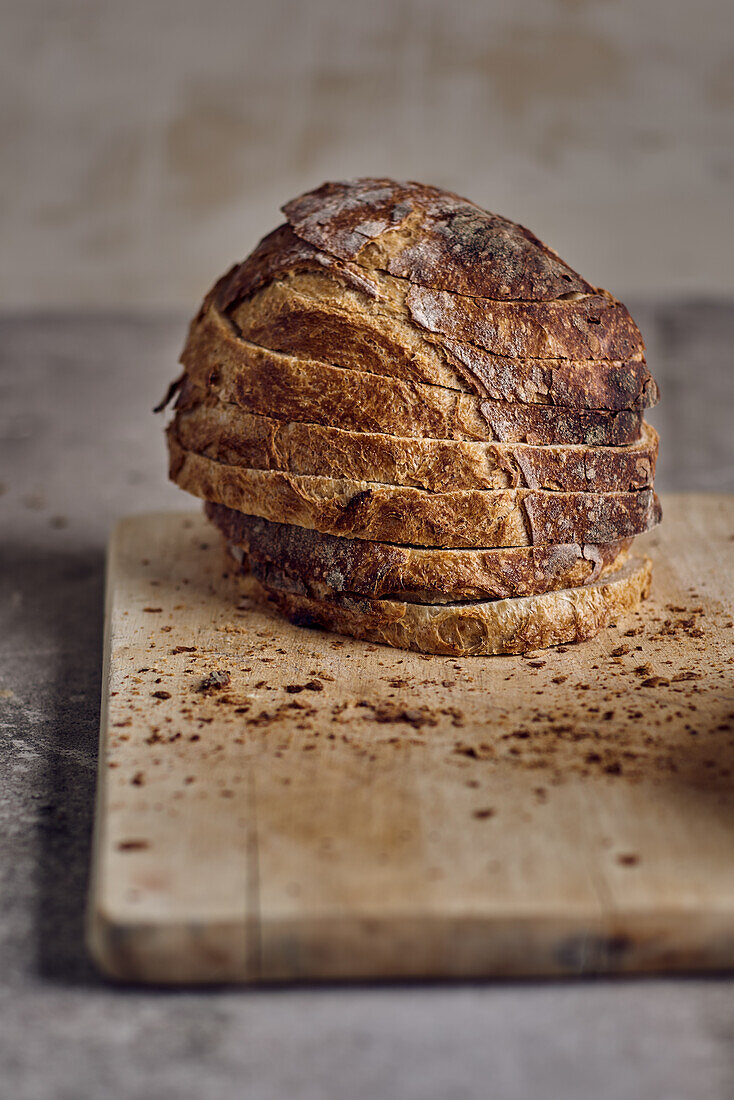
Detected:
[87,494,734,983]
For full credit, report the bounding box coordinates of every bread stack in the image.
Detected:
[163,178,661,656]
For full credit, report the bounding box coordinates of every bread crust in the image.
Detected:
[217,231,654,406]
[208,503,631,602]
[217,224,381,312]
[227,274,655,408]
[216,233,656,409]
[220,212,647,367]
[405,283,642,361]
[175,402,657,493]
[169,430,661,548]
[179,326,645,447]
[281,178,596,301]
[244,553,653,656]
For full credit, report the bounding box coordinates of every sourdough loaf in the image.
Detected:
[162,178,661,650]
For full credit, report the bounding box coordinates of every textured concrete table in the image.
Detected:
[1,303,733,1099]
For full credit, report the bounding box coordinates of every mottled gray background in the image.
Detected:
[2,0,734,307]
[2,2,734,1098]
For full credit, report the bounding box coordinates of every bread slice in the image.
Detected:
[169,430,662,548]
[241,553,653,656]
[209,504,631,602]
[236,263,643,362]
[281,178,596,301]
[179,331,645,447]
[232,268,645,385]
[175,402,658,493]
[212,254,656,410]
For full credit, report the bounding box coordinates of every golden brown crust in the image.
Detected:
[217,225,381,311]
[246,554,653,656]
[179,319,645,446]
[281,178,596,301]
[216,222,650,398]
[227,270,650,406]
[405,284,643,361]
[209,504,631,602]
[438,335,656,409]
[169,430,662,549]
[245,262,642,363]
[175,402,658,493]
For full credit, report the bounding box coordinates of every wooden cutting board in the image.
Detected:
[87,494,734,983]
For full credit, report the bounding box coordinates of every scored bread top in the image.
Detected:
[281,178,595,300]
[219,224,646,366]
[205,178,654,406]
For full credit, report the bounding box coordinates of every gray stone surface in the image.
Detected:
[0,305,733,1100]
